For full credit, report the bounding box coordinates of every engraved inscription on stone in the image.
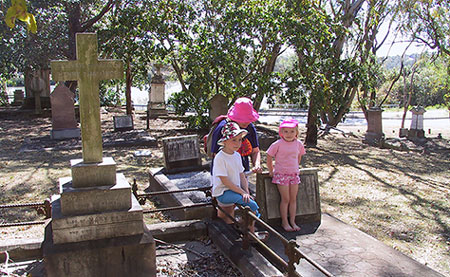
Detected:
[113,115,133,131]
[163,135,200,162]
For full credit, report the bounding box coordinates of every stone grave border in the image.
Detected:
[148,167,215,220]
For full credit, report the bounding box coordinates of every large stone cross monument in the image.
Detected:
[44,33,156,277]
[51,33,122,163]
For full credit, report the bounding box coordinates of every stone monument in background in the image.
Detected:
[30,73,45,114]
[23,68,51,109]
[209,94,228,121]
[148,64,168,118]
[408,106,426,139]
[363,107,384,146]
[50,83,80,140]
[11,89,24,106]
[44,33,156,276]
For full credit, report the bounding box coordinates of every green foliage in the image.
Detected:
[99,81,123,107]
[386,54,449,107]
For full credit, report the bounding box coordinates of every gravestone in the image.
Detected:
[43,33,156,277]
[30,74,45,114]
[113,115,134,132]
[11,89,24,106]
[363,107,384,146]
[23,69,51,109]
[209,94,228,121]
[162,134,202,173]
[148,64,168,118]
[408,106,426,139]
[50,83,80,140]
[256,169,321,225]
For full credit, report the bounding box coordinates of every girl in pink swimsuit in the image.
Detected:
[266,119,306,232]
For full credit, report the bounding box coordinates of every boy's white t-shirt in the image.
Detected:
[211,150,244,197]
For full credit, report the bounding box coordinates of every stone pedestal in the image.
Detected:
[408,106,426,139]
[364,107,384,145]
[256,169,321,225]
[148,65,168,118]
[44,158,156,275]
[43,223,156,277]
[11,89,24,106]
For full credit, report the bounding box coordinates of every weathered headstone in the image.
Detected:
[148,64,168,118]
[256,169,321,225]
[364,107,384,145]
[162,134,202,173]
[50,83,80,140]
[408,106,426,139]
[11,89,24,106]
[209,94,228,121]
[113,115,134,132]
[23,69,51,109]
[30,74,45,114]
[43,33,156,277]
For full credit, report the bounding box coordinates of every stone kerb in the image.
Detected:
[256,168,321,225]
[148,167,214,220]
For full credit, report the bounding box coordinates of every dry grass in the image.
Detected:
[0,107,449,276]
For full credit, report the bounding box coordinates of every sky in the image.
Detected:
[375,20,430,57]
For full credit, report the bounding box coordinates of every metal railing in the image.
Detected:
[214,202,333,277]
[0,199,51,227]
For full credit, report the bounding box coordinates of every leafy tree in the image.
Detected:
[141,0,286,128]
[100,1,157,114]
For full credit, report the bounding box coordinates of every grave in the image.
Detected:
[363,107,384,146]
[22,68,52,109]
[148,64,168,118]
[162,134,203,173]
[255,169,321,225]
[149,168,214,220]
[30,74,45,114]
[50,83,81,140]
[113,114,134,132]
[11,89,24,106]
[43,33,156,276]
[408,106,426,139]
[209,94,228,121]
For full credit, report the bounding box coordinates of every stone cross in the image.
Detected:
[51,33,123,163]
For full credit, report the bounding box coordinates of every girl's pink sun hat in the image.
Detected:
[227,97,259,123]
[279,119,299,136]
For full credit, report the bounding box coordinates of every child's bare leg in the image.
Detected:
[218,205,235,224]
[289,183,301,231]
[278,185,293,231]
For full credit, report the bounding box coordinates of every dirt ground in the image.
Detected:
[0,107,449,276]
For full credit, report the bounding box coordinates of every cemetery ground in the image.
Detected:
[0,107,449,276]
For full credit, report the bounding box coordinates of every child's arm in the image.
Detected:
[239,172,252,202]
[267,155,274,176]
[218,175,247,195]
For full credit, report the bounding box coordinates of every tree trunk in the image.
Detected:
[305,95,318,146]
[125,60,133,115]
